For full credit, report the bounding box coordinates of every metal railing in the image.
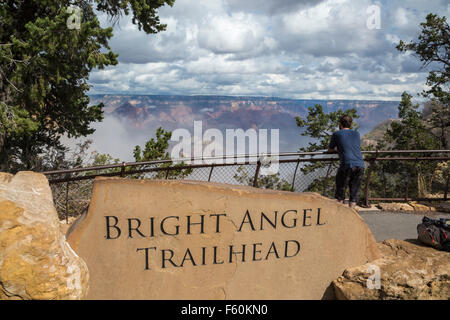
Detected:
[42,150,450,220]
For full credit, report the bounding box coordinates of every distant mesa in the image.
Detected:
[89,94,400,151]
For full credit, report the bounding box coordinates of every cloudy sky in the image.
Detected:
[89,0,450,101]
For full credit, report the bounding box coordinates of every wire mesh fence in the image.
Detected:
[362,157,450,202]
[43,151,450,220]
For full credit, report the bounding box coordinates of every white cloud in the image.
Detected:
[225,0,326,15]
[89,0,448,101]
[394,8,409,27]
[198,13,265,54]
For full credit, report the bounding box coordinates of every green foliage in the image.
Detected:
[295,105,359,197]
[133,127,192,179]
[384,92,439,151]
[91,152,121,166]
[397,14,449,106]
[48,139,122,219]
[43,139,120,172]
[233,165,292,191]
[423,100,450,149]
[133,127,172,162]
[96,0,175,34]
[0,0,174,172]
[358,14,450,200]
[295,105,359,153]
[368,92,442,198]
[397,13,450,150]
[365,12,450,200]
[85,150,122,176]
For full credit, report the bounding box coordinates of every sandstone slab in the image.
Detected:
[0,172,89,300]
[376,203,414,211]
[432,202,450,213]
[356,204,380,212]
[333,239,450,300]
[68,178,379,300]
[408,201,435,212]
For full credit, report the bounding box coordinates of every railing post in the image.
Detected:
[444,174,449,201]
[120,162,126,177]
[65,172,71,224]
[363,165,373,208]
[165,167,170,179]
[208,164,214,182]
[253,159,261,188]
[363,152,377,207]
[291,159,300,192]
[405,173,410,201]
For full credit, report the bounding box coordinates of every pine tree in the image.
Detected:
[0,0,174,172]
[133,127,192,179]
[397,13,450,149]
[382,92,441,197]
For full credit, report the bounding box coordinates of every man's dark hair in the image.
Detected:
[339,115,353,128]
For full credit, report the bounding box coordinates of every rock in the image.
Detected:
[59,216,79,236]
[433,202,450,213]
[0,173,13,185]
[408,201,434,212]
[376,202,414,211]
[356,204,380,212]
[68,177,379,300]
[0,172,89,300]
[333,239,450,300]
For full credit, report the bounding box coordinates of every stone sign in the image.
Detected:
[67,177,380,299]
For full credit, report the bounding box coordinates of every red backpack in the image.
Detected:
[417,216,450,252]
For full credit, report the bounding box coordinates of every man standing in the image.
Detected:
[327,115,365,209]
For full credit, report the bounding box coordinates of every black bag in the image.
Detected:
[417,216,450,252]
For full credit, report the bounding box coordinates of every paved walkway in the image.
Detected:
[358,210,449,242]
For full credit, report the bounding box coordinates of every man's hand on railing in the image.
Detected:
[325,148,338,154]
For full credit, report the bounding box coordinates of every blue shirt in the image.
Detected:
[329,129,365,169]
